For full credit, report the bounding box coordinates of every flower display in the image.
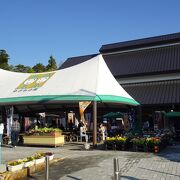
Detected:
[132,138,146,146]
[146,137,161,146]
[8,159,23,166]
[105,136,127,147]
[7,151,54,171]
[106,136,127,142]
[132,137,162,146]
[33,152,45,159]
[26,127,62,136]
[23,156,35,163]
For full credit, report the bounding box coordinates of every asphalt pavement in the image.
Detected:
[1,142,180,180]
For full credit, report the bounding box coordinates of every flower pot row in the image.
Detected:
[104,136,168,152]
[104,137,132,151]
[7,152,54,172]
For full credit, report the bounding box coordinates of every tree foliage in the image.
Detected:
[27,68,35,73]
[46,56,57,71]
[14,64,34,73]
[0,50,10,70]
[0,50,59,73]
[32,63,46,73]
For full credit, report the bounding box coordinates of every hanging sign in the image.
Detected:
[123,113,130,131]
[13,72,55,92]
[79,101,91,122]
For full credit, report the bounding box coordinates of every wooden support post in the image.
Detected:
[93,101,97,147]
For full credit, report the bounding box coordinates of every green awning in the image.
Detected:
[165,111,180,117]
[103,112,123,118]
[0,55,139,106]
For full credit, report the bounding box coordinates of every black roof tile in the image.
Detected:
[100,32,180,53]
[103,45,180,77]
[59,54,98,69]
[122,80,180,105]
[59,33,180,77]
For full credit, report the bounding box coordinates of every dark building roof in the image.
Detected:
[100,32,180,53]
[59,45,180,77]
[122,80,180,105]
[103,45,180,77]
[57,33,180,106]
[59,33,180,77]
[59,54,98,70]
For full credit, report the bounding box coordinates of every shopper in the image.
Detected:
[80,122,88,142]
[99,123,107,141]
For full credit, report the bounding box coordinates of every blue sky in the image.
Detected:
[0,0,180,67]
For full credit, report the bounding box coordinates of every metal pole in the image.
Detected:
[113,158,119,180]
[93,101,97,147]
[45,156,49,180]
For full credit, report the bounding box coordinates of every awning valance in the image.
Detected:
[165,111,180,117]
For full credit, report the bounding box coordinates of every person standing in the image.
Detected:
[80,122,88,142]
[69,119,73,132]
[99,123,107,141]
[0,123,4,145]
[11,118,20,147]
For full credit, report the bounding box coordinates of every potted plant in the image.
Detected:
[45,152,54,161]
[146,137,154,152]
[104,137,116,150]
[7,159,24,172]
[153,137,161,153]
[23,156,35,167]
[34,152,45,165]
[23,127,64,147]
[27,127,62,136]
[132,137,147,151]
[115,136,127,150]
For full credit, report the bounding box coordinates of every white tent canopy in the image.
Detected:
[0,55,139,106]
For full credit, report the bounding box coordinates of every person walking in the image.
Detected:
[0,122,4,145]
[11,118,20,147]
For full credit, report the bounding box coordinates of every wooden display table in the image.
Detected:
[23,132,64,147]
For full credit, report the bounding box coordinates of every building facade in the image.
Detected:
[60,32,180,131]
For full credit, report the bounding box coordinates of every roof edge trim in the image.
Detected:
[0,95,139,106]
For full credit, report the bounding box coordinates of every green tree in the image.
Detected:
[46,56,57,71]
[32,63,46,73]
[8,65,15,71]
[14,64,33,73]
[0,50,10,70]
[27,68,35,73]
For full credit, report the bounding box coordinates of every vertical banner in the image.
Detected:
[24,117,30,132]
[123,113,130,131]
[68,113,74,124]
[79,101,91,123]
